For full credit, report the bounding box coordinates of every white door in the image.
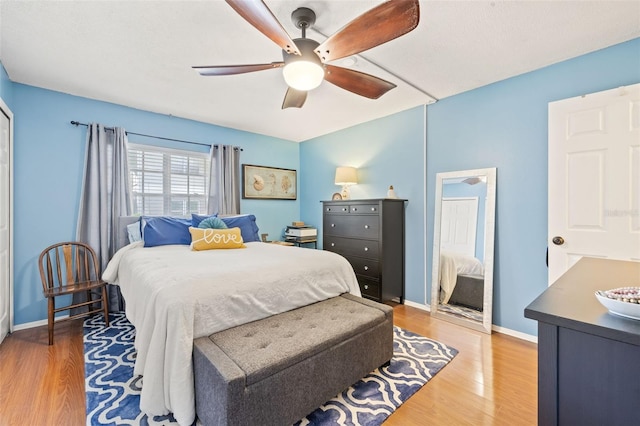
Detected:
[548,84,640,284]
[0,98,13,344]
[440,197,479,257]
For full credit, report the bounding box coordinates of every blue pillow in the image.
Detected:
[191,213,217,228]
[221,214,260,242]
[143,216,192,247]
[198,216,228,229]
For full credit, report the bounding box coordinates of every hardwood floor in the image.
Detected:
[0,319,85,425]
[0,305,537,425]
[389,306,537,426]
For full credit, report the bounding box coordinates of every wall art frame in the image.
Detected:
[242,164,297,200]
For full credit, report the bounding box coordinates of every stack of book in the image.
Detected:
[284,225,317,243]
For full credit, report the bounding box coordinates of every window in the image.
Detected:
[128,144,209,216]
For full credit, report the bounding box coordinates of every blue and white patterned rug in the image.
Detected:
[84,313,458,426]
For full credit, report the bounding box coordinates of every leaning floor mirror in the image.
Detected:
[430,167,497,334]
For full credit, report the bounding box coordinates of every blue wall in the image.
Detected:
[10,83,299,326]
[427,37,640,335]
[300,106,427,304]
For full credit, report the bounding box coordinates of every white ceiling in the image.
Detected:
[1,1,639,142]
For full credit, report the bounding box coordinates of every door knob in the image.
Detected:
[552,236,565,246]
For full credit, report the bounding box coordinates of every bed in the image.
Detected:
[438,251,484,309]
[103,215,361,426]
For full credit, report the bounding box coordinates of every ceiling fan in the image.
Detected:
[193,0,420,109]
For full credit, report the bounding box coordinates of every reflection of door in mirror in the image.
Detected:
[431,168,496,334]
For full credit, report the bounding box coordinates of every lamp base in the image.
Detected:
[341,186,350,200]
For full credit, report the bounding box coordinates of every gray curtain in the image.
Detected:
[207,145,241,215]
[75,123,132,312]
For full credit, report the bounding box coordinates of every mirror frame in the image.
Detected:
[430,167,497,334]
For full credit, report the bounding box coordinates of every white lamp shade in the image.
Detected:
[335,166,358,185]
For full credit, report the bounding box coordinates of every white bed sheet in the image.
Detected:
[103,241,361,426]
[439,251,484,304]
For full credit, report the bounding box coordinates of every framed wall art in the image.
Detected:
[242,164,297,200]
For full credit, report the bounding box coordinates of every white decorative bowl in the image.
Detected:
[595,290,640,321]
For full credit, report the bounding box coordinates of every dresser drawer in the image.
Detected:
[323,203,380,215]
[345,255,379,279]
[323,215,379,239]
[323,204,350,214]
[357,276,381,300]
[323,236,379,259]
[349,204,380,214]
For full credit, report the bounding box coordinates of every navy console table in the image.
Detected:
[524,257,640,426]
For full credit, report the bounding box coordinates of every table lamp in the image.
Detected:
[335,166,358,199]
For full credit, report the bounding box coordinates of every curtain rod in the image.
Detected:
[70,121,242,151]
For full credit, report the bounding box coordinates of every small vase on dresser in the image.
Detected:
[322,198,406,303]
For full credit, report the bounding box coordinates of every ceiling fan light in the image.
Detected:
[283,61,324,91]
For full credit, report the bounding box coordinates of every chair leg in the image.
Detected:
[86,290,93,313]
[48,297,54,345]
[102,286,110,327]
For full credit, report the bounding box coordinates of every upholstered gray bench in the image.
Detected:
[193,293,393,426]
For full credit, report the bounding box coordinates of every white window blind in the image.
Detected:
[128,144,209,216]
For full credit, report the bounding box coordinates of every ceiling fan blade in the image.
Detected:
[315,0,420,63]
[324,65,396,99]
[226,0,301,56]
[282,88,307,109]
[193,62,284,76]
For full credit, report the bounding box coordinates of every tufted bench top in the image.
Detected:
[205,293,390,386]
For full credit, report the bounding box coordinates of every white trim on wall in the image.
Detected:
[0,96,13,341]
[423,104,428,306]
[12,317,59,331]
[404,299,538,343]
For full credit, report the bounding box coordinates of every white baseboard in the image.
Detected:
[491,324,538,343]
[12,315,68,332]
[403,299,430,311]
[402,300,537,343]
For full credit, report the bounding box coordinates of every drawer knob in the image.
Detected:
[342,207,348,212]
[364,266,369,271]
[371,207,376,211]
[352,207,358,212]
[326,207,330,211]
[331,243,335,247]
[364,247,369,251]
[331,223,335,227]
[364,225,369,229]
[364,285,369,290]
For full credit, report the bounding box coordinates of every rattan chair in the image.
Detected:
[38,242,110,345]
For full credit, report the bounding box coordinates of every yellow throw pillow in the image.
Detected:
[189,227,246,250]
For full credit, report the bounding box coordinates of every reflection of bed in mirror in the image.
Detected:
[431,167,496,334]
[439,251,484,310]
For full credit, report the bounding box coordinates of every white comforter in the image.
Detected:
[103,242,360,426]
